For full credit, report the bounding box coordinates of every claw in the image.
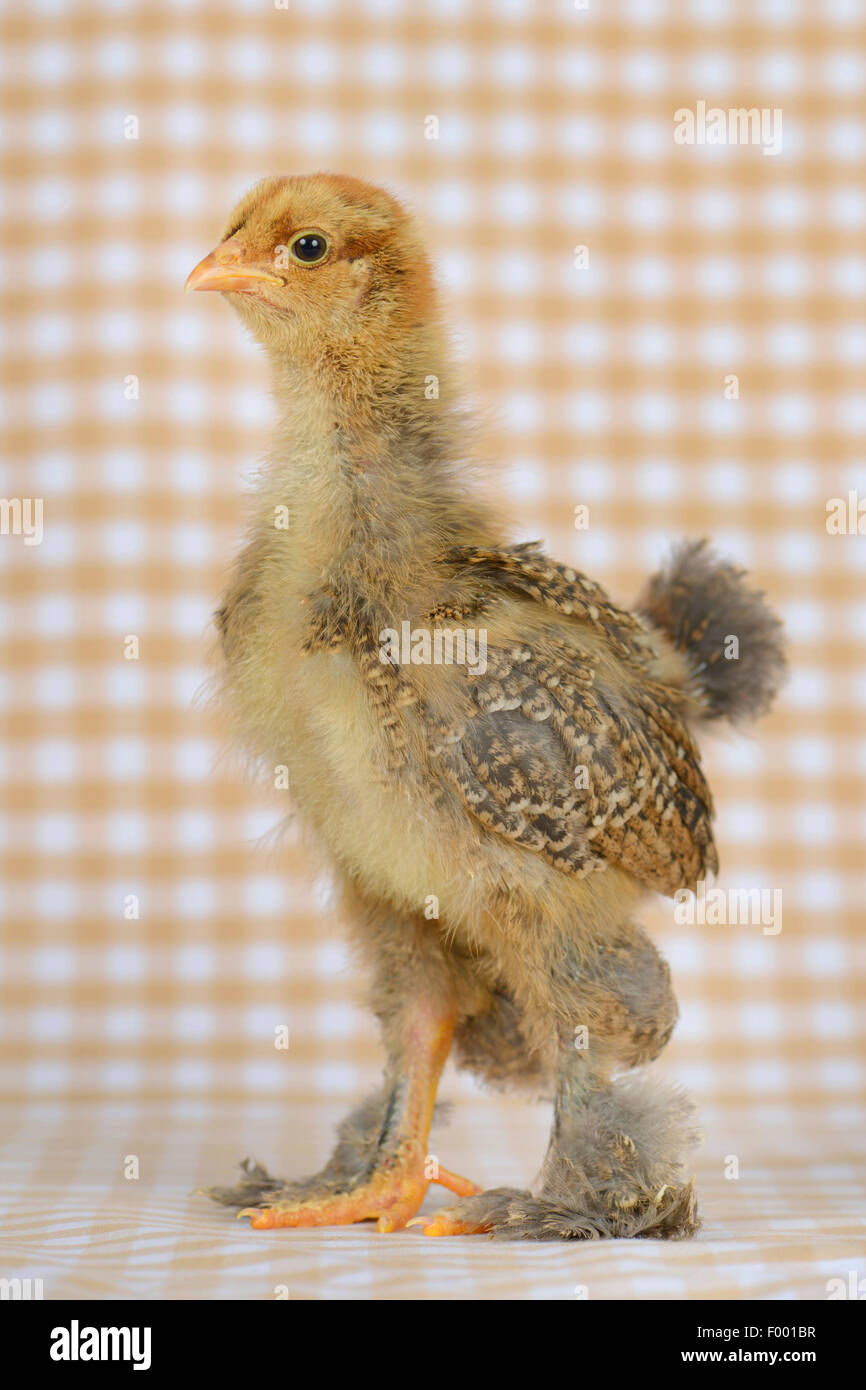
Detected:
[238,1206,272,1227]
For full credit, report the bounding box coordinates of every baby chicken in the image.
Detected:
[188,174,785,1239]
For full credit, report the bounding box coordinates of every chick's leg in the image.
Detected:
[247,997,475,1232]
[414,1038,699,1238]
[414,919,700,1239]
[204,915,478,1232]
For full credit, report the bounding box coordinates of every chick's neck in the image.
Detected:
[262,329,498,613]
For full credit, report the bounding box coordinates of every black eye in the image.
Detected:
[289,232,329,264]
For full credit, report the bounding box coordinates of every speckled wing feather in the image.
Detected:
[442,541,656,661]
[425,546,718,898]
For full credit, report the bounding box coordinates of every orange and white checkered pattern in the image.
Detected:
[0,0,864,1299]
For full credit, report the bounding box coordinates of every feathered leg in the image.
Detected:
[201,914,479,1231]
[414,1052,700,1238]
[414,919,701,1239]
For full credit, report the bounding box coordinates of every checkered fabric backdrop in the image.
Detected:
[1,0,864,1299]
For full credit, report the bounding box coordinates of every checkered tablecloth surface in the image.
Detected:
[2,1092,864,1300]
[1,0,864,1298]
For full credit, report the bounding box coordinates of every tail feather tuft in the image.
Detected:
[640,539,786,724]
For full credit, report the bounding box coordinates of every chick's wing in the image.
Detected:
[421,547,718,898]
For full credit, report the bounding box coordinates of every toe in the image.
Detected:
[431,1165,483,1197]
[238,1173,426,1231]
[408,1211,490,1236]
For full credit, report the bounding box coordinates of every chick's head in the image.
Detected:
[186,173,435,364]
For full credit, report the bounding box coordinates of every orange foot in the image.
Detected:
[407,1209,492,1237]
[240,1162,480,1234]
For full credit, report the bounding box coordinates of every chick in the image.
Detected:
[187,174,785,1239]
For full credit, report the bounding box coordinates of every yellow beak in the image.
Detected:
[184,245,284,295]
